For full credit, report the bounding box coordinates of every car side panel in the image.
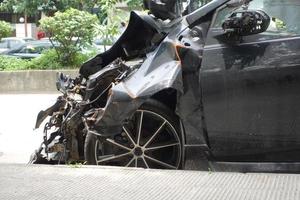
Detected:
[201,32,300,161]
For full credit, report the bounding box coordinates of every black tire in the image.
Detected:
[84,99,183,169]
[84,132,98,165]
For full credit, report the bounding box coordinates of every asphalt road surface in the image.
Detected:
[0,94,58,164]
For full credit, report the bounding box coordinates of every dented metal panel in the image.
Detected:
[88,22,210,150]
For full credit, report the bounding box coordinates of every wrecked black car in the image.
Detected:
[32,0,300,173]
[30,0,186,165]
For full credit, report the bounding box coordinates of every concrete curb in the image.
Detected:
[1,163,300,200]
[0,70,79,93]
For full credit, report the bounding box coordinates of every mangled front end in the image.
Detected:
[86,41,184,137]
[82,12,208,169]
[86,36,205,145]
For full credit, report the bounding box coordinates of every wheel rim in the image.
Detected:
[94,109,182,169]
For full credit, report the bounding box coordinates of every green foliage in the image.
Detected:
[0,0,141,70]
[29,49,95,69]
[0,0,130,44]
[0,0,41,16]
[274,18,287,31]
[126,0,143,9]
[0,0,87,16]
[0,56,29,71]
[0,0,144,16]
[67,160,86,168]
[98,0,117,11]
[94,0,125,47]
[0,20,12,40]
[40,8,98,65]
[0,49,95,71]
[29,49,96,69]
[27,49,63,70]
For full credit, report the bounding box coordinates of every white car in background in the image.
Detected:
[0,37,36,54]
[93,37,118,52]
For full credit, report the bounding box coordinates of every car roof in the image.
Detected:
[24,41,53,46]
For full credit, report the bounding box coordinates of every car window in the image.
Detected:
[212,6,237,28]
[9,40,23,48]
[19,47,30,53]
[212,0,300,36]
[19,46,48,54]
[0,40,8,48]
[183,0,212,14]
[185,0,208,12]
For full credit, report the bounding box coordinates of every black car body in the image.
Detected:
[80,0,300,172]
[32,4,186,166]
[32,0,300,172]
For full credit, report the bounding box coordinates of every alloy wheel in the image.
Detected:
[94,110,182,169]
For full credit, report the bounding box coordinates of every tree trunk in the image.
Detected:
[24,13,28,37]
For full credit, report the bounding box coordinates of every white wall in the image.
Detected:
[15,23,37,38]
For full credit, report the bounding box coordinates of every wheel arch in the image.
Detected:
[149,88,187,165]
[150,88,178,112]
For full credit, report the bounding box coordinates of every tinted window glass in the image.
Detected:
[183,0,212,13]
[0,40,8,48]
[9,40,22,48]
[19,46,49,54]
[213,6,237,28]
[251,0,300,35]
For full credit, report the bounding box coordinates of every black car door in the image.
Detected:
[200,0,300,161]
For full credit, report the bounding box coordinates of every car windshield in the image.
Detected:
[19,46,46,54]
[183,0,213,13]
